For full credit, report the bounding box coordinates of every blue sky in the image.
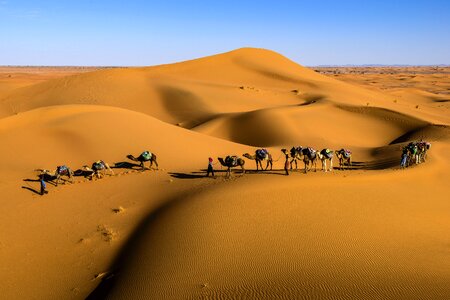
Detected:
[0,0,449,66]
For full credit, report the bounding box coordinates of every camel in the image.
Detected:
[335,149,352,169]
[243,149,273,171]
[301,147,318,173]
[317,149,334,172]
[289,146,303,170]
[217,156,245,177]
[83,160,114,179]
[416,141,431,163]
[405,142,419,165]
[40,165,74,186]
[127,151,158,170]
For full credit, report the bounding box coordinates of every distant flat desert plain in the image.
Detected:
[0,49,449,299]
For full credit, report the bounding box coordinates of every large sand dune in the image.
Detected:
[0,48,449,299]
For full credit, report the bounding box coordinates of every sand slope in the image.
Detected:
[1,48,449,299]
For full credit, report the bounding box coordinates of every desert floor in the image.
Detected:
[0,49,449,299]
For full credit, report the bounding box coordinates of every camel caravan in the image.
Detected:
[400,140,431,169]
[31,140,431,194]
[36,151,159,189]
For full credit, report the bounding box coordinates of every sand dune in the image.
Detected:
[1,48,449,299]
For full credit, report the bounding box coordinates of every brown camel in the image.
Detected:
[217,156,245,177]
[40,165,74,186]
[289,146,304,170]
[127,151,158,170]
[317,149,334,172]
[301,147,318,173]
[82,160,114,180]
[335,149,352,169]
[243,149,273,171]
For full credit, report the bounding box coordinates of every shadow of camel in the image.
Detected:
[23,173,57,186]
[113,161,143,170]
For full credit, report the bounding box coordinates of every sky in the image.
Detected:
[0,0,449,66]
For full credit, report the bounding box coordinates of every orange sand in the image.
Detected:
[0,49,449,299]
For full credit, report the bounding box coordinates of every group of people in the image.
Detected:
[400,140,431,169]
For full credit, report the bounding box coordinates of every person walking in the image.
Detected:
[206,157,215,177]
[40,174,48,195]
[284,151,290,175]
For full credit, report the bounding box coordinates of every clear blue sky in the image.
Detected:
[1,0,449,66]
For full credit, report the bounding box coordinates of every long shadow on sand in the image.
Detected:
[21,186,42,195]
[170,169,289,179]
[113,161,143,170]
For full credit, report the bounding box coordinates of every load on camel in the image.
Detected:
[38,165,74,186]
[217,156,245,177]
[127,151,159,170]
[82,160,114,180]
[317,149,334,172]
[335,149,352,169]
[243,149,273,171]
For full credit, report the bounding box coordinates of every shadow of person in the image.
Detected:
[21,186,42,195]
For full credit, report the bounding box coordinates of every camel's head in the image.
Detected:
[242,153,252,159]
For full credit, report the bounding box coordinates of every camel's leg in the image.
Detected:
[105,163,114,176]
[55,174,60,186]
[329,158,333,172]
[153,158,159,170]
[304,160,308,174]
[241,165,245,174]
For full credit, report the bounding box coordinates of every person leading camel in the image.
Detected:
[206,157,215,178]
[40,174,48,195]
[281,149,290,175]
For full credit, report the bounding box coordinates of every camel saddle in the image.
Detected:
[57,165,68,174]
[140,151,152,160]
[256,149,268,160]
[343,149,352,158]
[225,156,238,166]
[93,161,104,170]
[321,149,333,159]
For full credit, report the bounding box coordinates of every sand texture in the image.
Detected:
[0,48,449,299]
